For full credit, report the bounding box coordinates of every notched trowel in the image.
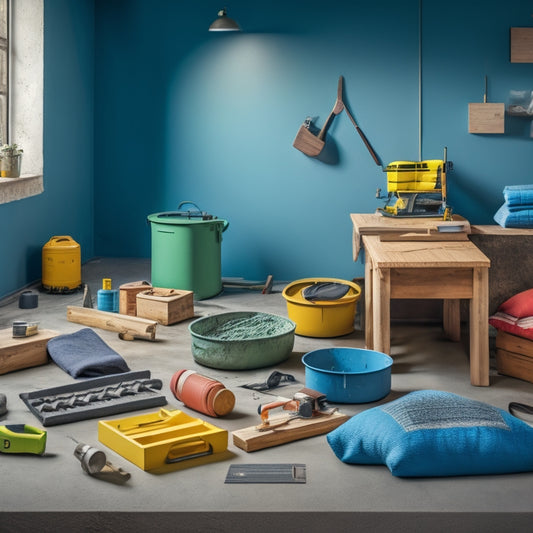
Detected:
[232,388,349,452]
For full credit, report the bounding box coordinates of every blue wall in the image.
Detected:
[93,0,533,283]
[1,0,532,299]
[0,0,94,299]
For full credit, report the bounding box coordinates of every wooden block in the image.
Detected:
[468,103,505,134]
[232,411,349,452]
[495,331,533,383]
[119,281,152,316]
[67,306,157,340]
[136,288,194,326]
[510,27,533,63]
[0,328,58,375]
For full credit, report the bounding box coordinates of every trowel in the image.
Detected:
[293,76,344,157]
[293,76,381,166]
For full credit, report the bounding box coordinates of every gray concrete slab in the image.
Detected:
[1,258,533,530]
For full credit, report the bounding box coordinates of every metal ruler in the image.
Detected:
[225,463,306,484]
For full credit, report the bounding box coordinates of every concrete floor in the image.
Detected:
[1,258,533,532]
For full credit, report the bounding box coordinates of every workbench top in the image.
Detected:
[362,235,490,269]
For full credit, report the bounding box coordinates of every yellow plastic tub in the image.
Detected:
[282,278,361,338]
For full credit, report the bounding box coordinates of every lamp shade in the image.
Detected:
[209,9,241,31]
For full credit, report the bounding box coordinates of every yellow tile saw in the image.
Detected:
[377,147,453,219]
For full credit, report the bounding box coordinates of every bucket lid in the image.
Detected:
[302,282,350,302]
[147,211,228,226]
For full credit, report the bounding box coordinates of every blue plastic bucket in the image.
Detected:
[302,347,393,403]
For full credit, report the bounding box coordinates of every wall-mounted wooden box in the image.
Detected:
[468,103,505,134]
[136,288,194,325]
[495,330,533,384]
[510,27,533,63]
[119,281,152,316]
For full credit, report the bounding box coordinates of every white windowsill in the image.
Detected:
[0,174,43,204]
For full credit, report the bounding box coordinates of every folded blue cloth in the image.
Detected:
[494,202,533,228]
[47,328,130,378]
[503,184,533,207]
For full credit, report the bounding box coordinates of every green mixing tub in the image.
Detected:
[147,203,229,300]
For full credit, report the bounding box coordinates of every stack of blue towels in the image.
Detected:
[494,184,533,228]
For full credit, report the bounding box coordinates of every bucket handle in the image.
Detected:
[177,201,203,213]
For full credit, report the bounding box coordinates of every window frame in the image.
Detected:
[0,0,43,205]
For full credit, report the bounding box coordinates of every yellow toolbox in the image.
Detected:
[98,408,228,471]
[41,235,82,292]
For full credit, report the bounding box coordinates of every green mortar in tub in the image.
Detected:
[188,311,296,370]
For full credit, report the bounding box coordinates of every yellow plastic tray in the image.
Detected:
[98,408,227,471]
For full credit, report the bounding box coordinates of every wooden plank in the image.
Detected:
[67,306,157,341]
[471,225,533,236]
[351,213,471,234]
[232,411,349,452]
[0,328,58,375]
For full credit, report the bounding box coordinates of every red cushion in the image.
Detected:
[489,312,533,341]
[499,288,533,319]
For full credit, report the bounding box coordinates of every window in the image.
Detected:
[0,0,43,205]
[0,0,8,143]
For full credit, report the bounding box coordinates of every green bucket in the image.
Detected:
[147,202,229,300]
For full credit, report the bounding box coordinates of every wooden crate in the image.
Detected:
[136,288,194,326]
[0,328,58,375]
[119,281,152,316]
[495,330,533,384]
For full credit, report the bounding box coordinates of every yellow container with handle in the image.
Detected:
[41,235,81,293]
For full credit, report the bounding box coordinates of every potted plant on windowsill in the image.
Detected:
[0,143,23,177]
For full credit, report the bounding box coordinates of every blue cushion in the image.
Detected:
[327,390,533,477]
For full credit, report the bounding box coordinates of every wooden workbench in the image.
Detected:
[351,213,490,386]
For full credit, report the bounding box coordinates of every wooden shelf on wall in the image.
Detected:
[510,27,533,63]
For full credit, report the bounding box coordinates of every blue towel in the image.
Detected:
[503,184,533,207]
[47,328,130,378]
[494,203,533,228]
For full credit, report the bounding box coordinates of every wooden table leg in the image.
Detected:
[373,266,391,355]
[443,299,461,342]
[469,267,490,386]
[365,251,374,350]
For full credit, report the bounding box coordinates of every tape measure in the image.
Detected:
[0,424,47,455]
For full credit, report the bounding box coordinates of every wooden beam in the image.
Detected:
[67,306,157,341]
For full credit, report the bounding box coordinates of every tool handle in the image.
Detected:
[317,111,336,141]
[343,107,381,166]
[165,438,213,464]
